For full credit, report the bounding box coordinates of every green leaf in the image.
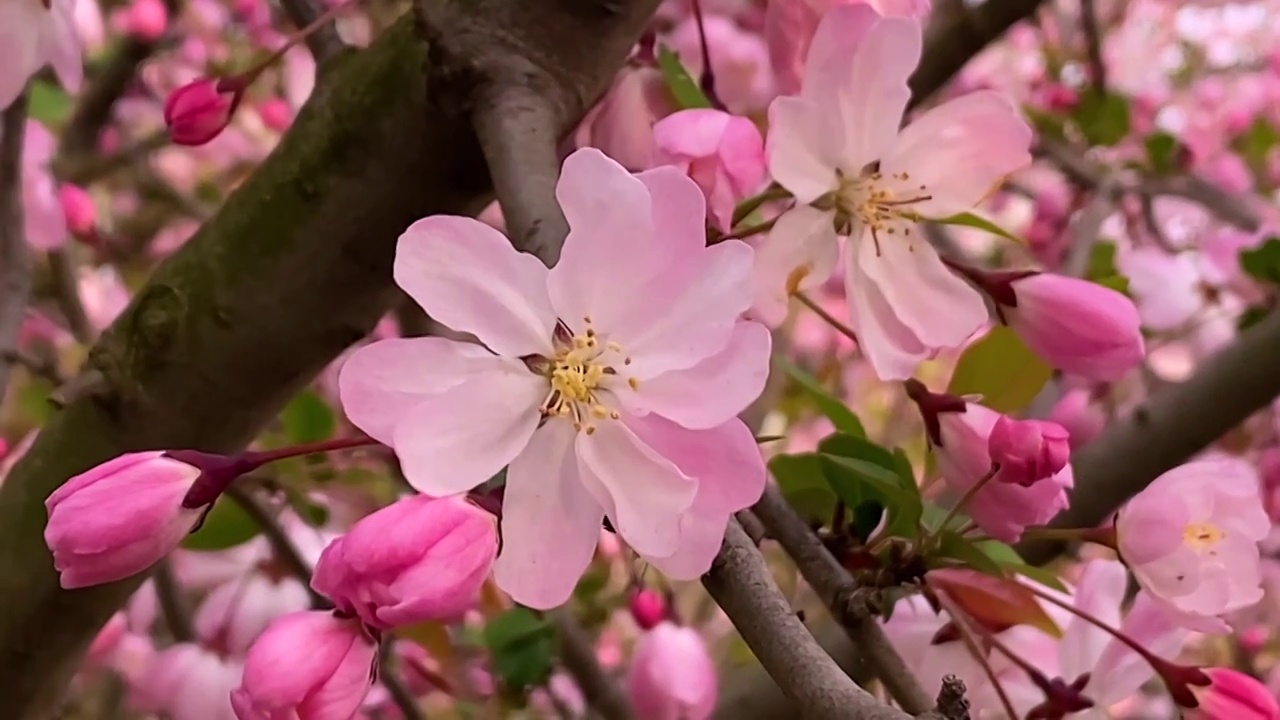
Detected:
[483,608,555,690]
[1233,116,1280,171]
[769,453,837,524]
[182,498,260,550]
[280,390,336,444]
[921,504,969,533]
[1143,132,1180,175]
[1239,237,1280,284]
[948,326,1053,413]
[935,212,1026,245]
[1084,241,1119,282]
[1238,305,1271,331]
[934,531,1004,576]
[27,81,73,126]
[1073,90,1131,147]
[1093,274,1130,295]
[1004,562,1068,593]
[656,47,712,110]
[818,433,922,537]
[776,357,865,437]
[933,537,1068,592]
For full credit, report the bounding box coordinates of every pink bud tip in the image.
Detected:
[59,184,97,236]
[256,98,293,133]
[629,589,667,630]
[163,79,238,147]
[1198,668,1280,719]
[123,0,168,41]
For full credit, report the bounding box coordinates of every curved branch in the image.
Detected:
[0,94,31,405]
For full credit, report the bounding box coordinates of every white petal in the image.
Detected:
[766,96,839,204]
[749,206,840,326]
[835,16,920,172]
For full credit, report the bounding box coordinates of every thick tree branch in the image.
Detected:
[1079,0,1106,93]
[0,94,31,405]
[1019,307,1280,564]
[552,610,633,720]
[751,487,933,715]
[912,0,1048,105]
[0,2,652,713]
[703,520,913,720]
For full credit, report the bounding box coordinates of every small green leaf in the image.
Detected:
[656,47,712,110]
[484,608,555,690]
[1238,305,1271,331]
[935,212,1026,245]
[777,357,865,437]
[1073,90,1131,147]
[975,539,1021,565]
[1233,117,1280,172]
[1143,132,1180,175]
[1004,562,1068,593]
[182,499,260,550]
[1084,241,1119,282]
[948,326,1053,413]
[1093,274,1130,295]
[921,504,969,533]
[1240,237,1280,284]
[818,433,922,537]
[280,390,336,444]
[933,531,1004,576]
[27,81,73,126]
[769,453,837,524]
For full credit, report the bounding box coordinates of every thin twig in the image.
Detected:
[279,0,346,63]
[153,559,195,643]
[702,519,913,720]
[223,483,331,609]
[0,94,31,405]
[53,131,169,185]
[931,592,1017,720]
[552,609,633,720]
[751,487,934,715]
[48,249,92,344]
[378,641,427,720]
[1079,0,1107,94]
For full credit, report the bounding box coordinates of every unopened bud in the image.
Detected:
[629,588,667,630]
[164,78,243,147]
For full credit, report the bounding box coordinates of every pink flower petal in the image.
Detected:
[855,231,988,352]
[0,4,44,110]
[44,0,83,94]
[637,163,708,262]
[622,321,771,430]
[766,96,839,203]
[494,422,604,609]
[651,108,732,160]
[832,15,920,172]
[800,3,880,104]
[391,366,546,497]
[750,206,840,325]
[881,91,1032,217]
[576,421,696,558]
[845,242,930,380]
[394,216,556,358]
[337,338,504,445]
[625,415,765,578]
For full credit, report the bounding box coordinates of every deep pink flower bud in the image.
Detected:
[629,588,668,630]
[653,109,766,231]
[256,98,292,132]
[1004,273,1145,382]
[121,0,167,41]
[1194,668,1280,719]
[311,495,497,630]
[1047,388,1105,450]
[988,416,1070,487]
[627,621,718,720]
[164,78,240,147]
[59,184,96,236]
[231,611,378,720]
[44,452,204,589]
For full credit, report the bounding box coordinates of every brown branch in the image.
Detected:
[552,609,633,720]
[378,640,428,720]
[703,520,913,720]
[1079,0,1106,94]
[152,559,195,643]
[1019,307,1280,564]
[224,483,331,609]
[280,0,346,63]
[0,94,31,405]
[48,249,93,345]
[751,486,934,715]
[911,0,1049,106]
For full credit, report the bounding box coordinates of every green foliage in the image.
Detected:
[931,533,1067,591]
[483,608,555,690]
[818,433,921,537]
[656,47,712,110]
[776,357,865,437]
[182,499,259,550]
[280,390,336,443]
[948,326,1053,413]
[769,453,836,524]
[1240,237,1280,284]
[1072,90,1131,147]
[1233,116,1280,173]
[1143,132,1180,175]
[27,81,73,126]
[1084,241,1119,281]
[1238,305,1271,331]
[935,212,1026,244]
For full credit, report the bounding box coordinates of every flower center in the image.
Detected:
[535,318,639,434]
[833,170,932,253]
[1182,522,1225,553]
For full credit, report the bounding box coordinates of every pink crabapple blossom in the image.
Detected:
[627,621,718,720]
[132,643,241,720]
[754,3,1032,379]
[0,0,82,110]
[230,610,378,720]
[164,77,241,146]
[987,414,1071,487]
[652,108,767,232]
[20,120,69,251]
[311,494,498,630]
[1116,459,1269,633]
[338,148,770,608]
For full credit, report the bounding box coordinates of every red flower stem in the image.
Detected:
[243,435,381,466]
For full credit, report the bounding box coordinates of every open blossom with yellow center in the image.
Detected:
[1117,459,1269,631]
[753,3,1031,380]
[532,319,641,434]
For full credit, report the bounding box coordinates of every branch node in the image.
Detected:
[934,675,970,720]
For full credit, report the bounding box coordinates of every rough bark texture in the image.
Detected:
[0,0,657,712]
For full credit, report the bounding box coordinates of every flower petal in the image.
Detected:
[394,216,555,358]
[614,239,755,379]
[801,3,880,104]
[0,5,42,111]
[750,206,840,326]
[620,321,771,430]
[494,422,604,609]
[856,231,988,350]
[835,15,920,172]
[576,421,696,558]
[625,415,765,578]
[637,162,708,261]
[391,365,546,497]
[43,0,83,94]
[766,96,839,204]
[844,238,930,380]
[881,91,1032,217]
[337,338,502,445]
